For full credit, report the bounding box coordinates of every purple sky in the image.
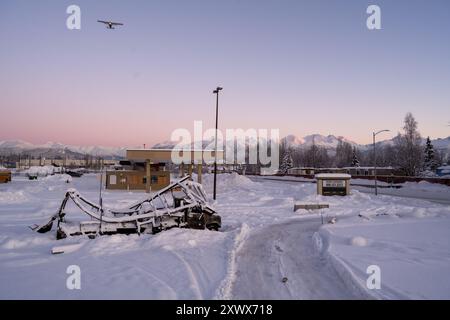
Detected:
[1,0,449,147]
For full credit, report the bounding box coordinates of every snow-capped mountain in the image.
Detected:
[282,134,360,149]
[371,136,450,151]
[152,133,450,152]
[0,140,130,158]
[152,135,267,151]
[152,140,180,149]
[429,136,450,151]
[282,135,305,146]
[0,139,35,150]
[281,134,450,153]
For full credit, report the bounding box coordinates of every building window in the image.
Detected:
[109,175,117,185]
[143,177,147,184]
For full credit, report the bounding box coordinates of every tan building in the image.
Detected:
[106,163,170,191]
[106,149,224,192]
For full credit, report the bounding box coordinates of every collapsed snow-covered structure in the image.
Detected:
[31,176,221,239]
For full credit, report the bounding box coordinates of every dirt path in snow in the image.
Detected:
[230,218,361,299]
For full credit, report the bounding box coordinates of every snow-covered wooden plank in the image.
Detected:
[294,202,329,211]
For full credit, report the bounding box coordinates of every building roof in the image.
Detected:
[126,148,225,164]
[315,173,351,179]
[342,166,395,170]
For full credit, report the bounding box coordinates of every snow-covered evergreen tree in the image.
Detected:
[423,136,438,171]
[351,147,360,167]
[279,149,294,174]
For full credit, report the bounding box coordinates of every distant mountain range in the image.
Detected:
[154,134,450,153]
[0,140,131,159]
[364,135,450,151]
[1,134,449,158]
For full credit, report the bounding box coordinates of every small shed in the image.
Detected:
[315,173,351,196]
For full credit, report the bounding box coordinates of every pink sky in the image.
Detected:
[1,1,449,147]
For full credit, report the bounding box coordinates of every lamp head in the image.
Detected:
[213,86,223,94]
[374,129,390,136]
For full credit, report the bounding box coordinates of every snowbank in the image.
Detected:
[201,172,255,192]
[41,174,72,183]
[317,215,450,299]
[402,180,450,193]
[24,166,57,177]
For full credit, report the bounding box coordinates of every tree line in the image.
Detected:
[279,113,448,177]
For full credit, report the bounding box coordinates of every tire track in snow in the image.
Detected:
[164,248,204,300]
[230,217,361,299]
[214,223,251,300]
[131,265,178,299]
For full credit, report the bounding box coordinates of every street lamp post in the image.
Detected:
[212,86,223,201]
[373,129,390,195]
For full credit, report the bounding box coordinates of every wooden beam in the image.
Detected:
[146,159,151,193]
[197,164,202,184]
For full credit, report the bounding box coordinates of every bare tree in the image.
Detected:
[303,145,331,168]
[395,112,423,176]
[335,139,353,167]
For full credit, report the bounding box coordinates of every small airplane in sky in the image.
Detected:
[97,20,124,29]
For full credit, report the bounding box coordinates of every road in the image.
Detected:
[353,186,450,205]
[230,218,361,299]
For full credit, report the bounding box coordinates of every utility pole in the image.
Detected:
[312,134,316,168]
[212,86,223,201]
[99,165,104,234]
[373,129,390,195]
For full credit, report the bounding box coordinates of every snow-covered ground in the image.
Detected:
[354,183,450,205]
[318,216,450,299]
[252,175,450,205]
[0,173,449,299]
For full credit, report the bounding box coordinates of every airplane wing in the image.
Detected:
[110,22,124,26]
[97,20,109,24]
